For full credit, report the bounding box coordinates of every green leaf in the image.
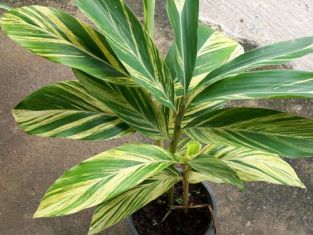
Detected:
[76,0,175,109]
[188,171,225,184]
[0,2,12,11]
[167,0,199,92]
[183,100,226,128]
[13,81,133,140]
[75,70,169,139]
[166,24,244,94]
[178,140,202,162]
[191,25,244,88]
[197,36,313,89]
[0,6,134,85]
[34,144,178,217]
[186,141,202,157]
[192,70,313,104]
[88,168,181,235]
[185,107,313,158]
[165,43,178,83]
[188,155,243,188]
[143,0,155,37]
[202,144,305,188]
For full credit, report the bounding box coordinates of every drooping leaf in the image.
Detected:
[196,36,313,89]
[34,144,178,217]
[88,168,181,235]
[13,81,133,140]
[0,6,135,85]
[185,107,313,158]
[188,155,243,188]
[75,70,169,139]
[202,144,305,188]
[76,0,175,109]
[192,70,313,104]
[167,0,199,92]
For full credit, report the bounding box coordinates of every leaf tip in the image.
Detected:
[33,209,42,219]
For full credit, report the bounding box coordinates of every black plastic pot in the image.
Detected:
[127,182,218,235]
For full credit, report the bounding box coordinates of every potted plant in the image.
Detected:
[1,0,313,234]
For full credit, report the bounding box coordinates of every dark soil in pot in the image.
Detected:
[132,183,213,235]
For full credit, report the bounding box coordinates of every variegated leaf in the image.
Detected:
[202,144,305,188]
[196,36,313,90]
[192,70,313,105]
[76,0,175,109]
[34,144,178,217]
[185,107,313,158]
[0,2,11,11]
[183,99,226,128]
[143,0,155,36]
[13,81,133,140]
[88,168,181,235]
[167,24,244,97]
[188,155,243,188]
[165,43,177,82]
[188,171,225,184]
[0,6,135,85]
[191,25,244,87]
[75,70,169,139]
[167,0,199,92]
[176,137,192,155]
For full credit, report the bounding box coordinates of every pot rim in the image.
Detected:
[127,181,218,235]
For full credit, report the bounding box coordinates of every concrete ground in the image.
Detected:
[0,0,312,235]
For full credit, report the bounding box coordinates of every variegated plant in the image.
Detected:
[1,0,313,234]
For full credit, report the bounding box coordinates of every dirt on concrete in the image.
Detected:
[0,1,312,235]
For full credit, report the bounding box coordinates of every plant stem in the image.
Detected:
[182,164,190,213]
[168,97,188,206]
[155,139,164,147]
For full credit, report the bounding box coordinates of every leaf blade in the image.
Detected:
[13,81,133,140]
[197,36,313,89]
[167,0,199,92]
[185,107,313,157]
[166,24,244,90]
[34,144,178,217]
[88,168,181,235]
[0,2,12,11]
[75,70,169,139]
[188,155,242,188]
[203,144,305,188]
[143,0,155,37]
[192,70,313,104]
[76,0,175,108]
[0,6,133,85]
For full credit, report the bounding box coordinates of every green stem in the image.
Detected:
[155,139,164,147]
[143,0,156,37]
[182,164,190,213]
[168,97,188,206]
